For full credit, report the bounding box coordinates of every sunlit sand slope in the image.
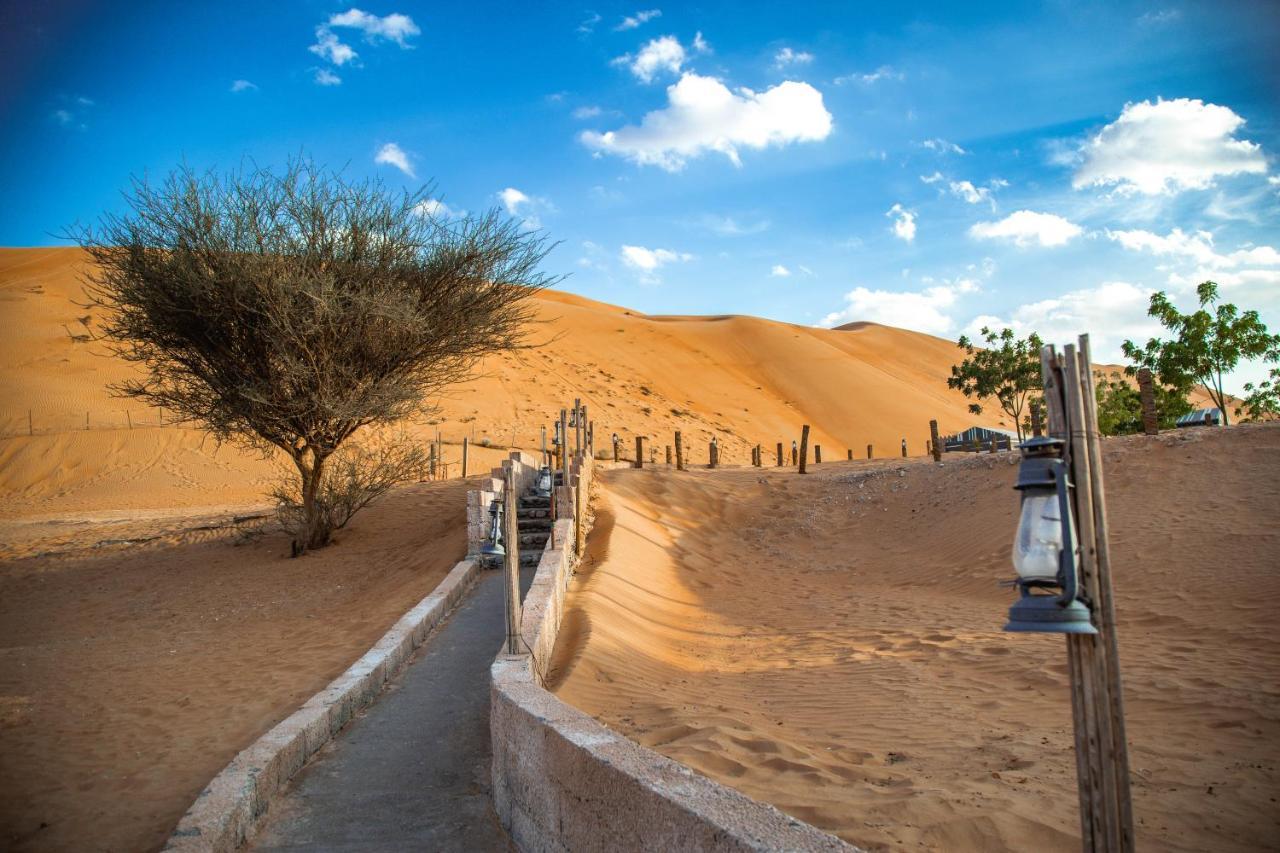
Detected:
[550,424,1280,852]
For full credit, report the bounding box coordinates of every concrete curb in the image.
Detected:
[490,464,859,851]
[165,557,482,852]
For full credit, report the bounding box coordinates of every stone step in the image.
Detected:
[518,532,549,548]
[517,507,551,520]
[519,495,551,509]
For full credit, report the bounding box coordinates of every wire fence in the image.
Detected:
[0,408,181,438]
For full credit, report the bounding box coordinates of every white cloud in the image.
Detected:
[616,9,661,30]
[414,198,462,219]
[310,29,358,65]
[374,142,415,177]
[615,35,686,83]
[1073,98,1267,195]
[699,214,770,236]
[314,68,342,86]
[920,171,944,184]
[53,109,74,126]
[969,210,1082,247]
[1138,8,1181,26]
[922,138,966,155]
[692,31,709,53]
[583,73,832,171]
[230,79,258,93]
[577,12,602,34]
[886,204,916,242]
[1107,227,1280,268]
[774,47,814,68]
[833,65,902,85]
[499,187,553,229]
[572,105,603,119]
[771,264,791,277]
[967,281,1160,364]
[947,179,1006,206]
[310,8,418,75]
[327,8,420,45]
[620,244,693,280]
[821,278,978,336]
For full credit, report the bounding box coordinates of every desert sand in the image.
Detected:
[549,424,1280,852]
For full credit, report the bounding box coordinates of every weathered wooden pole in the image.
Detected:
[798,425,810,474]
[990,434,998,453]
[85,411,89,431]
[1136,368,1158,435]
[666,444,673,465]
[503,465,522,655]
[709,438,718,469]
[540,425,547,464]
[755,444,763,467]
[901,438,907,458]
[847,449,853,461]
[560,409,570,486]
[1039,338,1134,853]
[462,436,470,478]
[675,431,685,470]
[613,434,619,463]
[930,420,942,461]
[814,445,822,464]
[776,442,784,467]
[28,409,33,436]
[574,398,582,454]
[866,444,873,459]
[430,442,438,479]
[1031,399,1044,438]
[791,441,798,466]
[635,436,644,469]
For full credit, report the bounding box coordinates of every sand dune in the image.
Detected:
[3,247,1009,532]
[549,424,1280,852]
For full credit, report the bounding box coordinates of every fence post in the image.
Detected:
[776,442,783,467]
[791,441,798,466]
[574,397,582,455]
[847,449,852,461]
[635,436,643,469]
[930,420,942,461]
[430,442,437,479]
[798,425,810,474]
[560,409,570,488]
[674,431,684,470]
[503,465,522,655]
[814,444,822,464]
[990,435,998,453]
[666,445,672,465]
[28,409,33,436]
[755,444,762,467]
[709,438,718,469]
[85,412,89,431]
[866,444,873,459]
[1136,368,1158,436]
[1031,399,1044,438]
[462,436,470,478]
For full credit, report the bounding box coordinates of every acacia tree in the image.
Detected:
[1235,367,1280,422]
[1122,281,1280,426]
[947,326,1043,441]
[77,160,557,553]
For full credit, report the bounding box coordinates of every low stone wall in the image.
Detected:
[467,450,541,557]
[490,461,857,852]
[165,557,482,852]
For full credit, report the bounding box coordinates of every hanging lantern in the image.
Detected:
[1005,437,1097,634]
[479,497,504,565]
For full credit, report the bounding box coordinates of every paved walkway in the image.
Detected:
[250,568,524,852]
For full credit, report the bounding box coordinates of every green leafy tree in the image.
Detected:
[1122,282,1280,426]
[948,327,1043,441]
[1093,371,1192,436]
[1235,368,1280,423]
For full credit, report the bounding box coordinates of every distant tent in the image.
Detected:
[942,425,1018,452]
[1175,407,1222,428]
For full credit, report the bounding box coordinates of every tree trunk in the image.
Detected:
[295,449,331,553]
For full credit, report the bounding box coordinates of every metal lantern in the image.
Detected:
[535,465,553,498]
[479,497,505,564]
[1005,436,1097,634]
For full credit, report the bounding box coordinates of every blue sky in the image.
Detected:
[2,1,1278,388]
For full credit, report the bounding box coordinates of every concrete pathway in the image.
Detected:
[251,568,522,852]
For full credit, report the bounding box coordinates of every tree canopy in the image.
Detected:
[77,159,558,552]
[1122,282,1280,427]
[947,326,1043,440]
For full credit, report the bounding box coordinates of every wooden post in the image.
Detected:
[503,466,522,655]
[560,409,570,488]
[755,444,762,467]
[814,445,822,464]
[86,411,89,431]
[847,449,853,461]
[1136,368,1158,435]
[635,436,644,469]
[776,442,783,467]
[791,442,798,466]
[28,409,33,436]
[929,420,942,461]
[461,436,469,478]
[1039,339,1134,853]
[430,442,437,479]
[798,425,810,474]
[159,406,164,426]
[990,434,998,453]
[1031,399,1044,438]
[675,431,684,471]
[866,444,872,459]
[901,438,907,458]
[574,398,582,455]
[613,435,619,463]
[666,445,672,465]
[709,439,718,469]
